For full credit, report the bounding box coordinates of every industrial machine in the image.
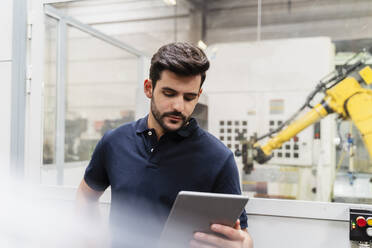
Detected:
[237,51,372,175]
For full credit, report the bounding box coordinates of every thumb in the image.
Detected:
[234,219,241,230]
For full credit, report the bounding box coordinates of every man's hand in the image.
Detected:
[190,220,253,248]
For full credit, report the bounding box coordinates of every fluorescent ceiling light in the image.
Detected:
[198,40,207,50]
[163,0,177,6]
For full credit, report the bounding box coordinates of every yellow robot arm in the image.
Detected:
[260,103,328,156]
[343,89,372,160]
[255,65,372,164]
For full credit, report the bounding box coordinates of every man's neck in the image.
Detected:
[147,113,165,140]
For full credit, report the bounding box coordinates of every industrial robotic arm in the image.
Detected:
[238,52,372,174]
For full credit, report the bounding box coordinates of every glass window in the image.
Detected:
[65,25,137,163]
[42,20,139,186]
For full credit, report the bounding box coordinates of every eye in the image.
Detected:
[163,90,176,97]
[184,95,197,101]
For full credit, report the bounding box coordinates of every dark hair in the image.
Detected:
[149,42,210,89]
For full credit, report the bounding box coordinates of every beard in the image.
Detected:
[150,97,188,133]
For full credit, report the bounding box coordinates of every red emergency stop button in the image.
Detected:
[357,216,367,227]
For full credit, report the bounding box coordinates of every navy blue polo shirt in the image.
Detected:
[84,115,247,246]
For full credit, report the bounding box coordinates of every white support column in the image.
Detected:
[11,0,28,179]
[0,0,14,178]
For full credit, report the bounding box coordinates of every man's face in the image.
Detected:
[145,70,202,133]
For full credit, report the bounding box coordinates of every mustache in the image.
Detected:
[162,111,186,121]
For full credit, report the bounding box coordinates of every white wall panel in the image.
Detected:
[0,0,13,61]
[248,214,349,248]
[135,57,151,120]
[204,37,333,93]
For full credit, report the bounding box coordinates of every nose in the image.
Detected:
[172,95,185,112]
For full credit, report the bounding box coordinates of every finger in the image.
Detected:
[211,224,244,241]
[193,232,231,248]
[190,239,217,248]
[234,219,241,230]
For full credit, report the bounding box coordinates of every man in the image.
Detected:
[77,42,253,248]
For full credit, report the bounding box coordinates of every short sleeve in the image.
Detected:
[83,134,110,191]
[212,152,248,229]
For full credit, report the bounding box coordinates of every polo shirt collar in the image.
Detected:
[135,115,198,138]
[135,115,150,134]
[176,118,198,138]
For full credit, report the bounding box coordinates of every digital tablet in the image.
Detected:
[158,191,249,248]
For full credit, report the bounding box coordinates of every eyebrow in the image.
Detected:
[161,87,198,97]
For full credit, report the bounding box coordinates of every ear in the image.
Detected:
[144,79,153,99]
[198,88,203,97]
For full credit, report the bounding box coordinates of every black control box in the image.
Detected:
[350,208,372,242]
